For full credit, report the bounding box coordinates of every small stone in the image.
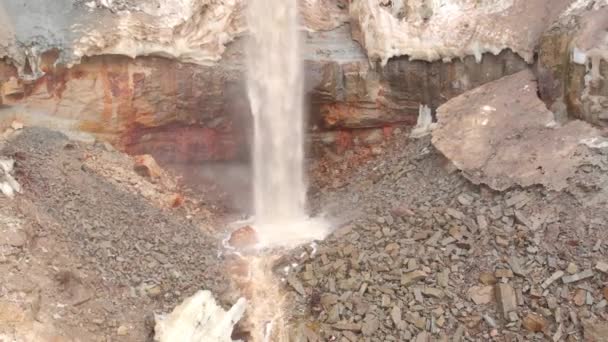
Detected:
[508,257,527,277]
[446,208,465,220]
[390,306,403,328]
[401,270,427,286]
[457,194,474,206]
[133,154,164,179]
[595,261,608,274]
[117,325,128,336]
[523,313,546,332]
[441,236,456,246]
[405,312,426,329]
[496,236,509,247]
[583,319,608,341]
[562,269,594,284]
[586,291,594,306]
[567,263,578,274]
[332,322,362,332]
[574,289,586,306]
[508,311,519,322]
[495,269,513,279]
[527,246,539,254]
[2,230,27,247]
[437,269,450,288]
[553,323,564,342]
[287,276,306,296]
[541,271,564,289]
[477,215,488,230]
[320,293,339,308]
[147,285,162,298]
[514,210,532,228]
[453,325,465,342]
[362,314,380,336]
[414,288,424,303]
[420,287,444,299]
[505,193,529,207]
[227,226,259,249]
[415,331,430,342]
[495,283,517,319]
[479,272,497,285]
[468,286,494,305]
[483,314,497,328]
[530,287,543,298]
[10,120,23,130]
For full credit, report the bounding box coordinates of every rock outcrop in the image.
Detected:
[2,0,605,165]
[349,0,573,65]
[538,0,608,125]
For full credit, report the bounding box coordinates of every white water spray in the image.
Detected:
[247,0,328,247]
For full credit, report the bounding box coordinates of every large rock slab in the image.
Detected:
[432,70,601,191]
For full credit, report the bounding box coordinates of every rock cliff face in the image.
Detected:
[1,0,606,164]
[537,0,608,125]
[349,0,572,64]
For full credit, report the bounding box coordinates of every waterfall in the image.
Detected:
[246,0,328,247]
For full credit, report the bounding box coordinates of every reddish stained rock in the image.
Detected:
[133,154,164,179]
[522,313,547,333]
[1,39,533,163]
[227,226,259,250]
[124,124,244,164]
[167,193,184,208]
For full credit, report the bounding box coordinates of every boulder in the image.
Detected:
[432,70,601,191]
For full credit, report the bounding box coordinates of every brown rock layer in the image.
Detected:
[0,39,529,163]
[538,3,608,125]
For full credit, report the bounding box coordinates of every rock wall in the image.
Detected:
[537,1,608,125]
[2,0,605,164]
[349,0,573,65]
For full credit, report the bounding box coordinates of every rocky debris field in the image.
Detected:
[1,123,608,342]
[284,130,608,341]
[0,127,230,341]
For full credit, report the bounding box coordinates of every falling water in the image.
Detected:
[243,2,330,340]
[246,0,328,247]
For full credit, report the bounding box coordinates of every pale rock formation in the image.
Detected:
[0,157,20,198]
[154,290,247,342]
[0,0,246,76]
[349,0,575,65]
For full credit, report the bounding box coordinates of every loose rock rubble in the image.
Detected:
[0,128,229,341]
[284,128,608,341]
